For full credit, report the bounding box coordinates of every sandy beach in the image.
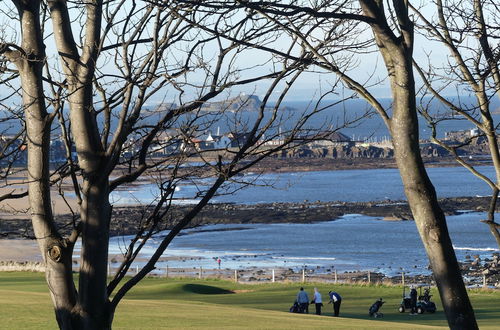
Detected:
[0,239,41,262]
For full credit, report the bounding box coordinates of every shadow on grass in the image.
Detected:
[182,284,235,295]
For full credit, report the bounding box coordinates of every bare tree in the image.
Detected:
[203,0,478,328]
[410,0,500,247]
[0,1,359,328]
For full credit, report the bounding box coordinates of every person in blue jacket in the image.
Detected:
[328,291,342,316]
[296,287,309,313]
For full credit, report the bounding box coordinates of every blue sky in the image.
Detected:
[0,2,494,106]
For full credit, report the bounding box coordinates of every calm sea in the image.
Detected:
[110,165,495,205]
[103,212,497,276]
[100,165,500,276]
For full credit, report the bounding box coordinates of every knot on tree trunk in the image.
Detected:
[47,245,62,262]
[429,228,441,243]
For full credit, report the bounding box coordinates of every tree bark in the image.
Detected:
[47,0,114,326]
[76,178,112,329]
[14,1,113,328]
[65,32,113,330]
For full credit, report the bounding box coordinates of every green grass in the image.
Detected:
[1,272,499,329]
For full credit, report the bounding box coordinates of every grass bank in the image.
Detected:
[1,272,498,329]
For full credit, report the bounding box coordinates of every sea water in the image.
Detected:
[110,165,496,205]
[102,212,498,276]
[98,165,500,276]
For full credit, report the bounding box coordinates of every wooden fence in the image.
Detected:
[0,261,495,288]
[109,264,496,288]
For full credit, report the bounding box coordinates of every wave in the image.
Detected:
[161,248,268,257]
[272,256,336,261]
[453,246,498,252]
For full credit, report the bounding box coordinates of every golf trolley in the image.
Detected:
[369,298,385,318]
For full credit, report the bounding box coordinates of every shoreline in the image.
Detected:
[1,200,499,286]
[1,156,499,286]
[241,156,493,173]
[0,254,498,288]
[0,194,494,248]
[0,196,495,240]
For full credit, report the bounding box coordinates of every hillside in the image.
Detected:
[201,94,295,112]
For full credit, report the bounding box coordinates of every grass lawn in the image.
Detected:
[1,272,498,329]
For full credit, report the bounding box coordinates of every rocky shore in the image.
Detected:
[0,196,495,239]
[1,253,498,288]
[244,155,492,173]
[1,194,499,287]
[2,156,499,284]
[2,154,496,239]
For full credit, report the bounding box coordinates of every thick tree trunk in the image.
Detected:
[67,79,113,329]
[389,43,477,330]
[26,86,78,329]
[391,81,478,329]
[357,1,478,328]
[15,4,113,327]
[76,179,113,329]
[13,2,79,328]
[48,0,112,325]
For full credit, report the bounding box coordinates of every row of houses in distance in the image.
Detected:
[0,128,413,165]
[1,126,488,166]
[121,129,258,159]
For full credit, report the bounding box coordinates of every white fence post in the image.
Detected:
[334,270,338,283]
[234,270,238,283]
[272,269,275,283]
[302,269,305,283]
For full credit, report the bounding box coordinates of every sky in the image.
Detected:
[0,1,496,106]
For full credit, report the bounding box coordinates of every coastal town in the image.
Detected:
[0,95,489,168]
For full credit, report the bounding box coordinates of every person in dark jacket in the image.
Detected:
[328,291,342,316]
[410,286,418,315]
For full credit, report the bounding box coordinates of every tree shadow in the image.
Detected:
[181,284,234,295]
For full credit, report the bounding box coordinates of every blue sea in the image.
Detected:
[110,165,495,205]
[101,212,497,277]
[98,165,500,276]
[2,96,498,141]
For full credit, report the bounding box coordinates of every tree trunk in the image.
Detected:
[65,66,113,329]
[15,3,113,327]
[46,0,113,326]
[391,75,478,329]
[13,2,79,328]
[76,179,113,329]
[25,74,79,329]
[61,76,113,329]
[358,1,478,328]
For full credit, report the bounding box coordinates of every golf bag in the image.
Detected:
[290,301,301,313]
